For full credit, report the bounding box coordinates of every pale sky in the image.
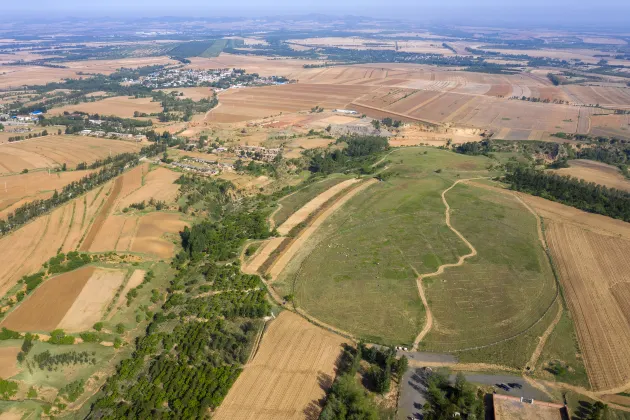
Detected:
[5,0,630,29]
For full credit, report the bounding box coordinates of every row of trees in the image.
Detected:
[505,167,630,222]
[0,143,166,235]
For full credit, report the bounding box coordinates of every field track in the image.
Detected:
[412,178,485,350]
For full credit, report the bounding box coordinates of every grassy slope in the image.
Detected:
[275,147,495,344]
[534,309,590,388]
[422,182,557,352]
[272,174,351,227]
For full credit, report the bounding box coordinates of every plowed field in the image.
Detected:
[545,221,630,391]
[213,311,347,420]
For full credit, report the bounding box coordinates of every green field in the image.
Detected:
[534,309,589,388]
[272,174,352,227]
[422,182,557,351]
[275,147,497,344]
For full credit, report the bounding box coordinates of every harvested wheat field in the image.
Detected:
[545,220,630,391]
[80,177,124,251]
[0,136,141,174]
[1,266,97,332]
[276,178,359,235]
[554,160,630,192]
[52,96,162,118]
[214,311,347,420]
[0,170,94,218]
[117,167,181,209]
[0,347,21,379]
[130,212,188,258]
[57,268,126,332]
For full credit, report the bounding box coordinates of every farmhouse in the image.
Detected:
[79,130,92,136]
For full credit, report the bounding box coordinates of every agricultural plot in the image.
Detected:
[130,212,188,258]
[421,183,557,351]
[545,220,630,391]
[275,147,494,344]
[51,96,162,118]
[213,311,347,420]
[589,114,630,140]
[0,136,141,174]
[0,170,94,218]
[0,266,124,332]
[553,160,630,192]
[206,83,375,123]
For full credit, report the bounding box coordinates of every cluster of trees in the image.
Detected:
[41,113,152,136]
[548,73,563,85]
[505,167,630,222]
[126,198,167,212]
[88,191,272,417]
[17,333,37,362]
[422,371,485,419]
[46,251,92,275]
[0,143,166,236]
[320,343,407,419]
[307,135,389,174]
[174,175,236,215]
[153,91,218,122]
[177,210,270,263]
[33,350,95,371]
[48,329,75,345]
[59,379,85,402]
[0,378,18,399]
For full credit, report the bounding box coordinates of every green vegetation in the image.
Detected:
[0,379,18,399]
[320,343,407,419]
[168,40,229,58]
[306,135,389,174]
[422,371,485,419]
[59,379,85,402]
[505,167,630,222]
[277,147,493,344]
[272,175,351,226]
[48,329,75,345]
[535,310,589,387]
[423,182,557,351]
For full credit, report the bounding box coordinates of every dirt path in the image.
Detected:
[412,178,485,350]
[268,178,377,279]
[526,302,563,371]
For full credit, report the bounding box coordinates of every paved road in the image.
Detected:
[397,362,549,420]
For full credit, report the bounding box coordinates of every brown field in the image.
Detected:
[157,87,215,101]
[0,66,79,89]
[62,56,177,75]
[56,268,126,332]
[545,220,630,391]
[213,311,347,420]
[206,83,376,123]
[80,176,124,251]
[564,85,630,108]
[1,266,97,332]
[590,114,630,139]
[0,185,108,297]
[0,170,94,218]
[0,135,142,174]
[493,394,564,420]
[554,160,630,192]
[0,347,21,379]
[130,212,188,258]
[51,96,162,118]
[117,167,181,209]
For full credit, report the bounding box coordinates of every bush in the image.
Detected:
[48,329,75,345]
[93,322,103,331]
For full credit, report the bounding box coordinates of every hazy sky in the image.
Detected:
[6,0,630,28]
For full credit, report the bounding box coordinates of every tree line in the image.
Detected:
[505,166,630,222]
[0,143,166,236]
[307,135,389,174]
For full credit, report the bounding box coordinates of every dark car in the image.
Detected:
[508,382,523,389]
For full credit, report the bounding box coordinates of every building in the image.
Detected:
[79,130,92,136]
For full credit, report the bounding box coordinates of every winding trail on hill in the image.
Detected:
[412,178,487,351]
